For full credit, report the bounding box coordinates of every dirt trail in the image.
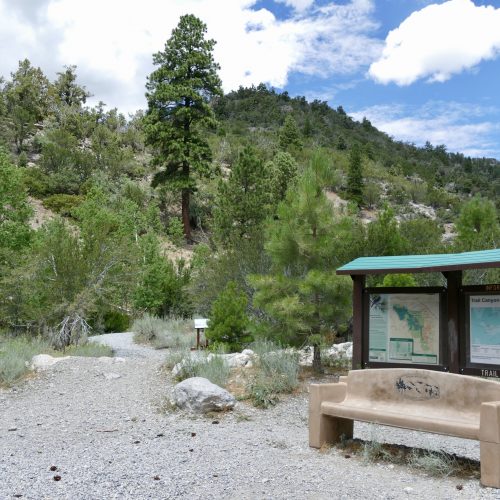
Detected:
[0,334,496,499]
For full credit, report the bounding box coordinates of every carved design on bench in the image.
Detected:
[395,375,440,400]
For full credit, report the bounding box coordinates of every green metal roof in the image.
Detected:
[336,248,500,275]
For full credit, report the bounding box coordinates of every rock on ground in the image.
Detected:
[172,377,236,413]
[31,354,70,371]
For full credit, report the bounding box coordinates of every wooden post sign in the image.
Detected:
[194,318,209,349]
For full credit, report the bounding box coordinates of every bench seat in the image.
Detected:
[321,400,479,440]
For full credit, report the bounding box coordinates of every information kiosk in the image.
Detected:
[336,249,500,376]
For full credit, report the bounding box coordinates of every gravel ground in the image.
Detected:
[1,333,500,500]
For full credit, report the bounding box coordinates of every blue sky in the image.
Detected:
[0,0,499,158]
[256,0,500,159]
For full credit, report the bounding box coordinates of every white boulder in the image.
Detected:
[298,342,353,367]
[30,354,69,371]
[222,352,253,368]
[172,377,236,413]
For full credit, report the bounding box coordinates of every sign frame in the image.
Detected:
[362,286,448,371]
[460,285,500,377]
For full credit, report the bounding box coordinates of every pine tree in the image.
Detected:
[347,144,363,205]
[3,59,50,152]
[251,152,357,372]
[456,196,500,251]
[53,65,90,107]
[214,146,271,245]
[279,114,302,151]
[144,15,222,241]
[269,151,298,203]
[206,281,251,352]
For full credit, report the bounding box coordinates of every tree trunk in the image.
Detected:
[181,187,191,242]
[312,344,323,374]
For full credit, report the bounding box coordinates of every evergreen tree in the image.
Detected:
[279,114,302,151]
[0,148,33,262]
[364,206,407,257]
[251,152,357,372]
[144,14,222,241]
[53,65,90,107]
[214,146,271,245]
[335,135,347,150]
[133,235,192,317]
[456,196,500,251]
[206,281,251,352]
[269,151,298,203]
[3,59,50,152]
[346,144,363,205]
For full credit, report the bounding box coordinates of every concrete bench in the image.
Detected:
[309,368,500,488]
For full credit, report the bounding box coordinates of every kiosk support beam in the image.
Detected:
[351,274,365,370]
[443,270,462,374]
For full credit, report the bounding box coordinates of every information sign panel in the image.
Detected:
[470,295,500,365]
[368,293,440,365]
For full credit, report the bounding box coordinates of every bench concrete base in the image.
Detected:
[309,369,500,488]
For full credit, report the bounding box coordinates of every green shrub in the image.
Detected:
[23,167,51,197]
[132,314,192,348]
[17,151,28,168]
[153,318,193,349]
[132,314,169,343]
[65,342,114,357]
[247,340,299,408]
[103,311,130,333]
[133,245,192,318]
[167,217,184,246]
[206,281,252,352]
[173,351,231,388]
[381,274,417,287]
[0,336,54,386]
[247,380,280,408]
[408,449,459,477]
[362,440,394,463]
[164,347,191,370]
[42,194,84,216]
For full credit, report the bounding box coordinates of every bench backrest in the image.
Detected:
[345,368,500,416]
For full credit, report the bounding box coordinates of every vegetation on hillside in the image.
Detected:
[0,14,498,370]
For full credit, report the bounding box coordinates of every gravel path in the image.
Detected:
[1,334,499,499]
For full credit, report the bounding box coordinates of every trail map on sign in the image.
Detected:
[369,293,440,365]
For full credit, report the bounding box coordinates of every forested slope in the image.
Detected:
[0,53,498,351]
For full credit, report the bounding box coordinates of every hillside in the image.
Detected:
[213,85,500,208]
[0,60,499,342]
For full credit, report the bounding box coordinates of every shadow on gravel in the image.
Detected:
[323,437,480,481]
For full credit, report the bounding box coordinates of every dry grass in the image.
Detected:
[336,437,479,480]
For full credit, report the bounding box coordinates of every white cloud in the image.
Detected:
[275,0,315,12]
[369,0,500,85]
[351,102,500,157]
[0,0,381,113]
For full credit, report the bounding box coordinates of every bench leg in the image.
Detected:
[309,383,353,448]
[309,413,353,448]
[481,442,500,488]
[480,401,500,488]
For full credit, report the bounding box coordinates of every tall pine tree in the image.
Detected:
[144,15,222,240]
